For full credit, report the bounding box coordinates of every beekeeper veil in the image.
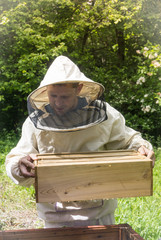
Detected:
[27,56,107,132]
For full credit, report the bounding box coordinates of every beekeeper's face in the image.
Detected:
[47,84,83,116]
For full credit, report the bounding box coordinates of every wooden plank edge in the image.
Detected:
[35,159,152,167]
[36,155,150,162]
[36,149,137,158]
[123,224,145,240]
[35,166,39,203]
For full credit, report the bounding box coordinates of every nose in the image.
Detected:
[55,97,64,107]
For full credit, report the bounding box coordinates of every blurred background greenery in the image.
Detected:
[0,0,161,147]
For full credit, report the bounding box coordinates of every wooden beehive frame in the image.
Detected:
[35,150,153,203]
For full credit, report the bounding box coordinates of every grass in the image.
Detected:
[0,164,44,230]
[0,132,161,239]
[0,131,45,230]
[115,148,161,240]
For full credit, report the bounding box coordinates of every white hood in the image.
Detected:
[27,56,107,132]
[28,56,104,106]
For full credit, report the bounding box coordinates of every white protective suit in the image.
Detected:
[5,56,153,228]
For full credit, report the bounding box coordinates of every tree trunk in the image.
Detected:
[115,27,125,63]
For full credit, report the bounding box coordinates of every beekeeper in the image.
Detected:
[5,56,155,228]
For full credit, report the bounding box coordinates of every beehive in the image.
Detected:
[0,224,144,240]
[35,150,153,203]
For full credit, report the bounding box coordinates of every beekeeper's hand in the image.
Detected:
[138,145,155,167]
[19,154,37,177]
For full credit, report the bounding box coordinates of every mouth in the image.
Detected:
[54,107,65,115]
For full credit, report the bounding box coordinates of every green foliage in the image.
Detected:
[155,93,161,106]
[0,0,69,129]
[0,129,20,164]
[102,43,161,146]
[0,0,161,144]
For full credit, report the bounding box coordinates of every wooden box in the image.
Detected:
[35,150,153,203]
[0,224,144,240]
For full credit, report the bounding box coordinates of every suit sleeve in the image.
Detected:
[5,117,38,187]
[104,103,153,151]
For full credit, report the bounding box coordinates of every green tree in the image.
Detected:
[0,0,161,145]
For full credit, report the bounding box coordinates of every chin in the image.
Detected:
[56,111,66,116]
